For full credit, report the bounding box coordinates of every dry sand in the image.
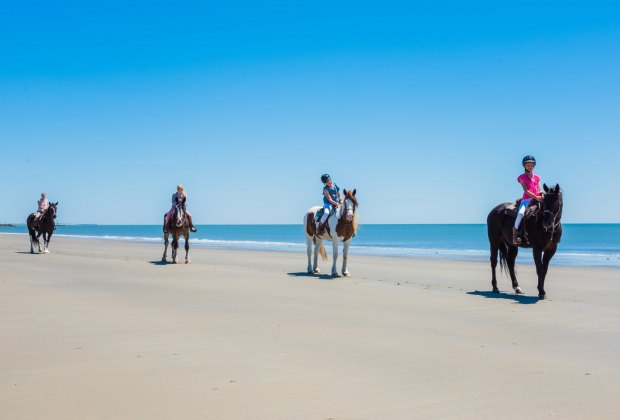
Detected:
[1,234,619,419]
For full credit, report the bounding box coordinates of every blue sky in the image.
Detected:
[1,1,619,224]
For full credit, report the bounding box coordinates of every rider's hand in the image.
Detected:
[536,195,543,202]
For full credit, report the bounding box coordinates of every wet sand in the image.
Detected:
[1,234,619,419]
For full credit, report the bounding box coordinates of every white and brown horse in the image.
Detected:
[304,189,358,277]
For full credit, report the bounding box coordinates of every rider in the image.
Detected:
[35,193,49,222]
[513,155,543,245]
[165,184,197,233]
[317,174,341,235]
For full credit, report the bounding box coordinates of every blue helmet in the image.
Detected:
[522,155,536,166]
[321,174,331,183]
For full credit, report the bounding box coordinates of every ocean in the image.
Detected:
[1,224,619,268]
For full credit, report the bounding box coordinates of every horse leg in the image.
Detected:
[43,231,51,253]
[538,245,557,299]
[27,227,34,254]
[312,238,321,274]
[172,234,179,264]
[36,231,42,253]
[306,236,313,273]
[184,232,191,264]
[507,246,522,294]
[162,232,169,262]
[342,239,351,277]
[331,239,339,277]
[490,242,499,293]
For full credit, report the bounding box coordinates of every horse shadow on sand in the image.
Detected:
[467,290,540,305]
[287,272,336,281]
[149,260,173,266]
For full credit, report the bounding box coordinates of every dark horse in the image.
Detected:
[26,202,58,254]
[162,198,191,264]
[487,184,563,299]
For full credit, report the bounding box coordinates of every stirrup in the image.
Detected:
[190,226,197,232]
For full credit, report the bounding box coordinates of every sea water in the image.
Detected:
[1,224,619,267]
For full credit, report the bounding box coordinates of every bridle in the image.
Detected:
[174,203,187,227]
[42,205,56,223]
[340,197,356,224]
[541,194,562,234]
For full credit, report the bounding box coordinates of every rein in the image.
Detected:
[539,195,562,249]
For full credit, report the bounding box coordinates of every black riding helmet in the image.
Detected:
[522,155,536,166]
[321,174,331,183]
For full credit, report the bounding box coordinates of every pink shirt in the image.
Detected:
[38,198,49,212]
[517,173,541,200]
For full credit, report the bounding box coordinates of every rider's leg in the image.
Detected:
[186,209,197,232]
[164,207,174,230]
[513,199,530,245]
[317,205,331,234]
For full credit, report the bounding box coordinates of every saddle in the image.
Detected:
[314,207,336,223]
[504,199,540,245]
[31,212,44,228]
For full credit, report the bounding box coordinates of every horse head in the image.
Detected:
[342,189,358,223]
[173,200,187,228]
[45,202,58,221]
[541,184,562,231]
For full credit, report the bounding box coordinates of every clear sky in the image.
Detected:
[1,1,619,224]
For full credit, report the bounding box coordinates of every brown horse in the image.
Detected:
[162,199,191,264]
[26,202,58,254]
[304,189,359,277]
[487,184,563,298]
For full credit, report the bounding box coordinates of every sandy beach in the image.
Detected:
[1,234,619,419]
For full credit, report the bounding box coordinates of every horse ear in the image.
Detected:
[343,189,348,195]
[554,184,560,192]
[352,189,356,196]
[543,184,549,193]
[54,202,58,206]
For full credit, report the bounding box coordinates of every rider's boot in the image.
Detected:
[317,221,326,236]
[188,216,197,232]
[512,227,521,246]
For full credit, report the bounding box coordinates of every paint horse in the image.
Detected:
[162,198,191,264]
[304,189,358,277]
[26,202,58,254]
[487,184,563,298]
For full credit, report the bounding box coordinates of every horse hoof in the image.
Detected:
[515,287,523,295]
[342,272,350,277]
[538,293,546,299]
[492,288,500,293]
[44,250,49,254]
[185,260,191,264]
[331,273,340,278]
[313,269,320,274]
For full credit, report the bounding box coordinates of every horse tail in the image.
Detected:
[498,241,510,276]
[319,242,328,261]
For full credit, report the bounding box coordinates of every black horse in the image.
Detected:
[27,202,58,254]
[487,184,563,298]
[162,198,191,264]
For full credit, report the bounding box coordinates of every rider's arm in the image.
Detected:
[519,180,542,201]
[337,191,342,204]
[324,190,338,206]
